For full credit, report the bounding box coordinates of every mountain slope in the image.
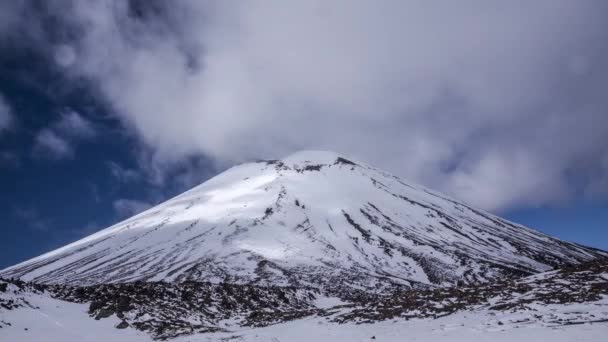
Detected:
[1,151,605,291]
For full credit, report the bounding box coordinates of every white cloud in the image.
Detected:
[4,1,608,211]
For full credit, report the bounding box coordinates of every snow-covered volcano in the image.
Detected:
[1,151,605,290]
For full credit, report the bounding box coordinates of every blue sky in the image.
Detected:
[505,201,608,252]
[0,46,217,268]
[1,1,607,269]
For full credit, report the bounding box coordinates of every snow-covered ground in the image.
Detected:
[192,309,608,342]
[2,290,607,342]
[190,315,608,342]
[0,289,150,342]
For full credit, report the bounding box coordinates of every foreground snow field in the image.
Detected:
[2,289,607,342]
[194,312,608,342]
[1,290,150,342]
[2,263,608,342]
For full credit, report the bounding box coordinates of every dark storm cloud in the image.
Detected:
[1,0,608,211]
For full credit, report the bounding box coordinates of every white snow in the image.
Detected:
[185,315,608,342]
[3,295,607,342]
[1,150,605,288]
[0,290,150,342]
[313,295,346,309]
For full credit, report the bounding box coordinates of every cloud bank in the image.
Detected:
[3,1,608,211]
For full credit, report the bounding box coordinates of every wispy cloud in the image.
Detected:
[113,198,153,218]
[69,221,102,238]
[585,154,608,199]
[32,110,96,160]
[87,182,102,203]
[33,129,74,159]
[0,92,13,132]
[13,207,52,232]
[107,161,139,183]
[0,151,19,168]
[55,109,96,138]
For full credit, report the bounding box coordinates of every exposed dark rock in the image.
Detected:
[335,157,357,166]
[1,259,607,339]
[303,164,323,172]
[116,320,129,329]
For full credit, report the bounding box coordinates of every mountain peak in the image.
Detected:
[281,150,353,165]
[2,152,605,290]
